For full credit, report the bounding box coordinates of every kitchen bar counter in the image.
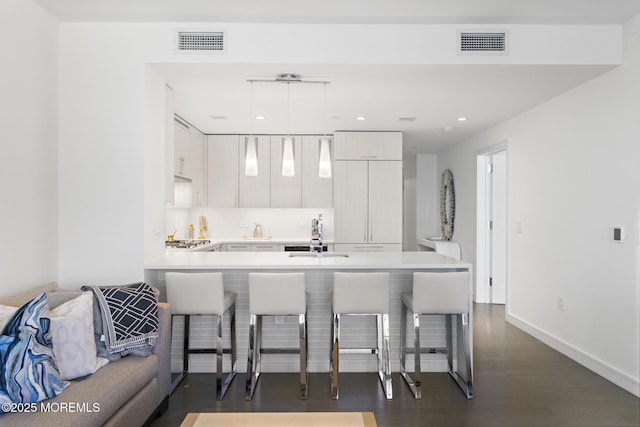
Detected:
[144,251,472,379]
[147,250,468,270]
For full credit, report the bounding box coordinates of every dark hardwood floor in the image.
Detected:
[149,304,640,427]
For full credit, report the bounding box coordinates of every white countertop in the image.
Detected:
[146,251,471,270]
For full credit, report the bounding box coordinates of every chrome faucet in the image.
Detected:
[310,214,323,254]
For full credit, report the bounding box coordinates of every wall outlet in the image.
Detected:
[557,297,564,311]
[515,222,524,234]
[239,221,249,228]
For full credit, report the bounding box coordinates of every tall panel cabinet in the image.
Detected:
[333,132,403,251]
[207,135,239,208]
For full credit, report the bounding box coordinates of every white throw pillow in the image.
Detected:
[49,292,109,380]
[0,304,18,333]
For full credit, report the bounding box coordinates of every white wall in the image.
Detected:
[416,154,439,242]
[0,1,59,297]
[438,15,640,396]
[166,208,334,241]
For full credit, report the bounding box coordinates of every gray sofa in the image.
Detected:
[0,282,171,427]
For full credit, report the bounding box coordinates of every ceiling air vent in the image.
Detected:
[457,30,508,55]
[176,30,225,54]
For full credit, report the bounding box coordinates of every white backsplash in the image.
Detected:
[166,207,333,241]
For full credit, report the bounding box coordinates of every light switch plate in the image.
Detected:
[613,226,624,242]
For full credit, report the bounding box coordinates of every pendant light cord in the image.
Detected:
[323,82,327,137]
[287,82,291,136]
[249,81,254,136]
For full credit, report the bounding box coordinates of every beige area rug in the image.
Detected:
[181,412,377,427]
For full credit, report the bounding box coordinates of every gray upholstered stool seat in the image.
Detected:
[165,272,237,400]
[330,272,392,400]
[400,271,473,399]
[245,272,308,400]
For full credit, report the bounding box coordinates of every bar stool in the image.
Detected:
[400,271,473,399]
[165,272,237,399]
[245,272,308,400]
[330,272,392,400]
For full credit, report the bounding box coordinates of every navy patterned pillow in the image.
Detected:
[0,293,68,409]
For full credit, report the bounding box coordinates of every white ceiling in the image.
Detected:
[33,0,640,153]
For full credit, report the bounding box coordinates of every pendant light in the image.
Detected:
[318,82,332,178]
[281,82,295,177]
[245,81,258,176]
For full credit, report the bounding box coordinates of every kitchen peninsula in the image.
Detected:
[144,251,472,376]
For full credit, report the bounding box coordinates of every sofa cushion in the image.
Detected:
[49,292,109,381]
[0,293,68,408]
[0,282,59,308]
[0,354,159,426]
[0,304,18,332]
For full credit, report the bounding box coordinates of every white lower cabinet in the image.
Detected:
[252,243,279,252]
[226,243,252,252]
[225,243,278,252]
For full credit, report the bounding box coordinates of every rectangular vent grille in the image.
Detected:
[458,31,508,55]
[177,31,225,53]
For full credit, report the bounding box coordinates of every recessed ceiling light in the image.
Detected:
[255,115,265,120]
[356,116,366,121]
[443,126,456,132]
[399,117,416,122]
[457,117,467,122]
[331,116,340,120]
[209,115,228,120]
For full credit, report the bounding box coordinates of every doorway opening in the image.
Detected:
[476,144,507,305]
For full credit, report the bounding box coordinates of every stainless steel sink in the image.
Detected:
[288,252,349,258]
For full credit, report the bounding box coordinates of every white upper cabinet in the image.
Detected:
[207,135,239,208]
[173,116,206,207]
[204,134,333,209]
[301,136,333,208]
[165,86,175,204]
[174,117,192,178]
[190,128,206,207]
[334,131,403,161]
[238,135,271,208]
[270,135,302,208]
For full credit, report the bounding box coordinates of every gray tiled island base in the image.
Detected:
[144,252,472,378]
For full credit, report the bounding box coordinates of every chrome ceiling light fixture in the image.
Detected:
[281,81,295,177]
[245,81,258,176]
[318,82,332,178]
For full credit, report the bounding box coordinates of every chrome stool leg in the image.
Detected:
[399,301,423,399]
[216,304,237,400]
[330,312,340,399]
[380,313,393,399]
[245,314,259,400]
[299,313,308,399]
